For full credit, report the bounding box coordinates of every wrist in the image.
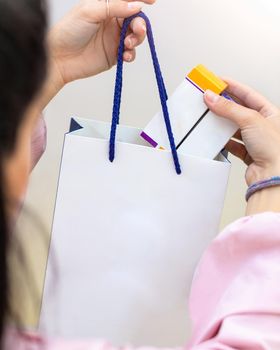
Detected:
[47,57,65,94]
[246,161,280,185]
[33,57,65,112]
[246,163,280,215]
[47,27,67,89]
[246,184,280,215]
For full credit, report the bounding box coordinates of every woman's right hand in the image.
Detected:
[204,79,280,214]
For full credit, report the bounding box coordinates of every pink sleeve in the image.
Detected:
[31,115,47,169]
[188,212,280,349]
[5,213,280,349]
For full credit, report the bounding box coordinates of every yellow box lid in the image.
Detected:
[187,64,227,95]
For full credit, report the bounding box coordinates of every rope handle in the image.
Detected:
[109,12,181,175]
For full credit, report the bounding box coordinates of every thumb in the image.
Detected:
[84,1,145,22]
[204,89,260,129]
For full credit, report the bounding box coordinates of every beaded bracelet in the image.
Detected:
[246,176,280,202]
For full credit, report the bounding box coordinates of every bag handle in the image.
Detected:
[109,12,181,175]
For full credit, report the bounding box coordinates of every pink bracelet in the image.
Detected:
[246,176,280,201]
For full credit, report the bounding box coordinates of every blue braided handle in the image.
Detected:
[109,12,181,175]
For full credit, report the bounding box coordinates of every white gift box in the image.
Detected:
[141,65,238,159]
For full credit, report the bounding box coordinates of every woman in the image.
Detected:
[2,0,280,349]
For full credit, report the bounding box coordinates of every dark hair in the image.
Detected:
[0,0,47,346]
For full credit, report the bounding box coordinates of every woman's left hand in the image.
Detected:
[49,0,155,87]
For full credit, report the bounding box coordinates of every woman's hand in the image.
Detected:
[204,80,280,214]
[35,0,155,111]
[49,0,155,87]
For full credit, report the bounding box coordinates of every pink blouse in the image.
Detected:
[9,120,280,349]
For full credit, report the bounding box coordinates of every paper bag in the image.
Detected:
[40,12,231,347]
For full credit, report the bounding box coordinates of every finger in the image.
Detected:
[221,77,277,117]
[84,1,144,22]
[125,33,137,49]
[226,139,253,165]
[204,90,262,129]
[125,18,146,49]
[123,49,136,62]
[124,31,145,49]
[109,0,144,18]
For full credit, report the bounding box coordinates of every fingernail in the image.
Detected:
[126,53,132,62]
[128,1,144,10]
[205,90,220,103]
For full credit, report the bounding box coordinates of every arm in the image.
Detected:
[188,212,280,349]
[185,80,280,348]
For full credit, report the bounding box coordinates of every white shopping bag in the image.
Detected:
[40,12,231,348]
[39,117,230,347]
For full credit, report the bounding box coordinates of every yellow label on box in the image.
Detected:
[187,64,227,95]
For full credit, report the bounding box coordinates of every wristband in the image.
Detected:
[246,176,280,201]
